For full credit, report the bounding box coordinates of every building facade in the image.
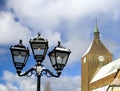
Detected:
[81,25,113,91]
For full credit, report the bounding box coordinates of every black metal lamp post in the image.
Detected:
[10,33,71,91]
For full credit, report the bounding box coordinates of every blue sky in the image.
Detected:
[0,0,120,91]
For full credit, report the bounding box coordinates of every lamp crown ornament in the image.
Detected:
[37,33,41,40]
[38,32,41,37]
[57,41,63,48]
[19,39,22,45]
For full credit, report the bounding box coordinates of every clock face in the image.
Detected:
[83,57,86,63]
[98,56,104,62]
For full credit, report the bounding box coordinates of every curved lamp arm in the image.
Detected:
[41,68,61,78]
[16,66,61,78]
[17,67,36,77]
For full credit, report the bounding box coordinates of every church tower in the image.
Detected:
[81,25,113,91]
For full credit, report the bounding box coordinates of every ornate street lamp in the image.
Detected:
[10,33,71,91]
[10,40,29,75]
[29,33,48,63]
[49,41,71,73]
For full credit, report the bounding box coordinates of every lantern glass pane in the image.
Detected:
[12,50,27,63]
[14,55,25,63]
[31,43,47,56]
[49,53,56,66]
[56,52,68,65]
[33,48,44,55]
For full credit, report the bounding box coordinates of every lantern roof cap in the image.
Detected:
[54,41,71,52]
[14,40,26,49]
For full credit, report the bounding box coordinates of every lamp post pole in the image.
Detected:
[36,62,42,91]
[37,75,41,91]
[10,33,71,91]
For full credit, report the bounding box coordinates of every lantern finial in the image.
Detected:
[58,41,61,45]
[57,41,62,47]
[19,39,23,46]
[38,33,41,37]
[37,33,41,40]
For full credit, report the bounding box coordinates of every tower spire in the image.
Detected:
[94,18,100,39]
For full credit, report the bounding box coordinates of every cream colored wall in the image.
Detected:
[107,87,120,91]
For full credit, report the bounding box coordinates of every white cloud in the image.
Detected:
[0,0,120,63]
[0,84,7,91]
[5,0,120,62]
[42,30,61,46]
[49,76,81,91]
[64,38,90,63]
[6,0,120,27]
[1,70,80,91]
[0,12,32,45]
[3,71,37,91]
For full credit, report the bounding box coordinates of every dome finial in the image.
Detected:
[94,17,99,33]
[96,17,98,27]
[94,17,100,39]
